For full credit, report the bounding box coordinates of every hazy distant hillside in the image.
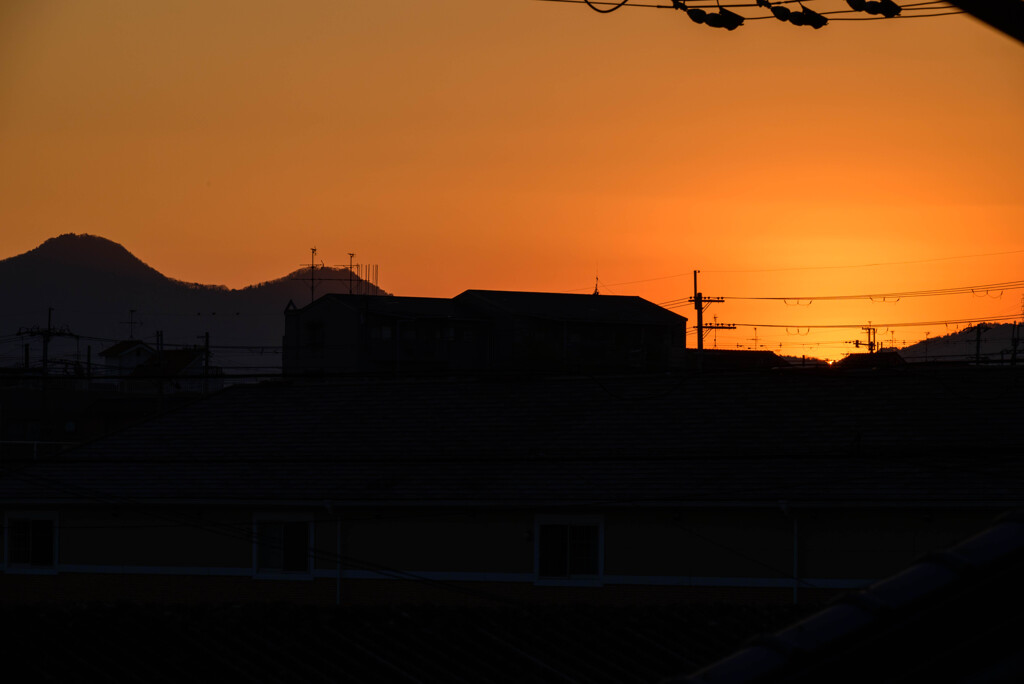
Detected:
[0,234,388,373]
[897,323,1021,363]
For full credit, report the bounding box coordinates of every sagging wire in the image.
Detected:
[731,312,1021,330]
[760,0,829,27]
[582,0,632,11]
[720,279,1024,302]
[672,0,745,29]
[545,0,963,26]
[844,0,902,17]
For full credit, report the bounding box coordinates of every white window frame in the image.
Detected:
[4,511,59,574]
[252,513,314,580]
[534,514,604,587]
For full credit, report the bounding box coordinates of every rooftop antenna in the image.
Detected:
[311,247,319,303]
[593,275,600,295]
[293,248,381,302]
[290,247,325,304]
[120,309,142,339]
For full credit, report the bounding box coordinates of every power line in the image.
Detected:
[565,249,1024,293]
[704,249,1024,274]
[549,0,963,20]
[726,313,1020,330]
[659,279,1024,305]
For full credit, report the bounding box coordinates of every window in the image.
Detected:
[5,513,57,571]
[253,516,312,578]
[535,516,602,585]
[304,322,325,352]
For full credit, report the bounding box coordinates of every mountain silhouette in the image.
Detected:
[897,322,1021,363]
[0,234,388,374]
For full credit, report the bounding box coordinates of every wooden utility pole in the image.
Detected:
[688,270,734,366]
[974,324,991,363]
[17,307,75,375]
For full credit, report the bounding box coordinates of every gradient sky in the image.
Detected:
[2,0,1021,360]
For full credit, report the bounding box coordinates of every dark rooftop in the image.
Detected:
[456,289,688,325]
[1,366,1020,507]
[674,510,1024,683]
[3,603,811,684]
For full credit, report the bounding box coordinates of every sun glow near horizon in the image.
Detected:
[1,0,1021,362]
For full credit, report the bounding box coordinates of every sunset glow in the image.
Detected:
[1,0,1021,360]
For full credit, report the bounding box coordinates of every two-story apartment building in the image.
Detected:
[2,366,1019,606]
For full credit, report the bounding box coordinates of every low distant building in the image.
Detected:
[126,348,223,395]
[98,341,221,394]
[282,290,688,376]
[98,340,155,377]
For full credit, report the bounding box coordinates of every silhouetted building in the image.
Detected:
[833,349,907,371]
[282,290,688,376]
[1,367,1019,606]
[98,340,155,377]
[98,340,221,394]
[126,348,222,395]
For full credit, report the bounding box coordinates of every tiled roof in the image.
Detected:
[673,510,1024,683]
[1,455,1020,507]
[0,367,1020,506]
[98,340,153,357]
[2,604,810,684]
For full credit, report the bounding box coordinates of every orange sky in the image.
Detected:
[1,0,1021,360]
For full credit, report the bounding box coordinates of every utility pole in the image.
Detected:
[845,324,877,353]
[17,307,75,375]
[687,270,735,367]
[862,325,877,353]
[974,323,991,363]
[1010,322,1020,367]
[202,332,210,395]
[44,307,52,372]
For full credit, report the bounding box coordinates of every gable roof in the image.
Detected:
[456,290,687,325]
[295,290,687,327]
[99,340,153,358]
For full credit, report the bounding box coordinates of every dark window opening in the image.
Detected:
[305,322,325,351]
[9,518,55,567]
[538,523,600,579]
[257,520,310,573]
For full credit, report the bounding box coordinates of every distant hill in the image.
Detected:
[0,234,388,375]
[896,322,1022,364]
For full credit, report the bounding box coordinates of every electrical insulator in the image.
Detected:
[687,7,707,23]
[863,0,901,17]
[799,6,828,28]
[705,7,745,29]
